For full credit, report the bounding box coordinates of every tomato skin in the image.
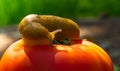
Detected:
[0,40,114,71]
[55,40,114,71]
[0,40,57,71]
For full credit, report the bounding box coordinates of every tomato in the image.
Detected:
[0,39,114,71]
[0,14,114,71]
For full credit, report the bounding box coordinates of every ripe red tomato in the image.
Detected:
[0,39,114,71]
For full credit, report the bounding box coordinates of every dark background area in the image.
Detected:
[0,0,120,70]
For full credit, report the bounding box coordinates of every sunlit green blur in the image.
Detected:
[0,0,120,27]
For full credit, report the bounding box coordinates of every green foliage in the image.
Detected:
[0,0,120,27]
[114,65,120,71]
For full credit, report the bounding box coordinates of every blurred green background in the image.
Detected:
[0,0,120,27]
[0,0,120,70]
